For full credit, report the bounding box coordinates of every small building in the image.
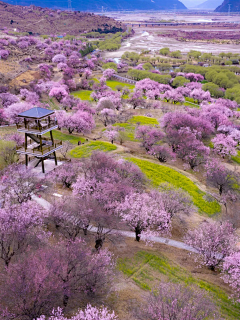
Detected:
[16,107,62,173]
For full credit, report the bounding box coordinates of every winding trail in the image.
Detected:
[32,195,198,254]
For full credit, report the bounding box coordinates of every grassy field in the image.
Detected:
[118,250,240,320]
[69,141,117,158]
[71,90,93,100]
[128,116,159,125]
[43,130,85,144]
[113,116,159,142]
[128,157,221,216]
[106,80,135,91]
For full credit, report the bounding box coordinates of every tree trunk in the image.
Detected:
[135,227,141,242]
[95,238,103,251]
[63,294,69,308]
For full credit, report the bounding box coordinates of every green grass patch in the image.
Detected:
[185,97,200,108]
[232,150,240,164]
[128,157,220,215]
[113,123,137,141]
[113,116,158,142]
[71,90,93,100]
[128,116,159,125]
[43,130,85,144]
[118,251,240,319]
[69,141,117,158]
[106,80,135,91]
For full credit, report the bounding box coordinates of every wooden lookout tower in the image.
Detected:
[16,107,62,173]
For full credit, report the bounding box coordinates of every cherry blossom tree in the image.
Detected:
[98,108,117,127]
[48,196,95,240]
[158,184,193,218]
[222,252,240,302]
[73,152,145,214]
[142,282,217,320]
[49,85,69,102]
[116,192,171,242]
[47,161,79,188]
[175,127,210,170]
[212,134,237,158]
[39,64,53,80]
[135,126,164,151]
[184,220,238,270]
[0,164,40,205]
[148,145,175,163]
[4,102,31,124]
[37,305,118,320]
[103,68,116,80]
[205,159,239,196]
[0,93,19,108]
[52,54,67,64]
[56,110,95,134]
[103,127,119,144]
[20,88,39,104]
[0,249,63,319]
[4,132,24,146]
[0,201,46,266]
[127,91,145,109]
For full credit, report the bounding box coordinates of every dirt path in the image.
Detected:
[32,194,197,253]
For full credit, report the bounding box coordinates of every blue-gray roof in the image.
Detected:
[18,107,54,119]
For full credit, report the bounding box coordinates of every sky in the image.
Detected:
[181,0,205,7]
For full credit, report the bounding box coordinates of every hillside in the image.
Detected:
[196,0,222,9]
[0,1,125,35]
[215,0,240,11]
[1,0,187,11]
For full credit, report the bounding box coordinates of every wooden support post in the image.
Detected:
[53,151,57,166]
[41,158,45,173]
[25,154,28,167]
[50,130,54,145]
[25,133,27,151]
[39,135,43,154]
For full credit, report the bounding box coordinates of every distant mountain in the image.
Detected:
[196,0,222,9]
[215,0,240,12]
[1,0,187,11]
[0,1,126,35]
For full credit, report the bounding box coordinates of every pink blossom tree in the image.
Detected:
[175,127,210,170]
[143,282,217,320]
[205,159,239,196]
[0,249,63,319]
[47,161,79,188]
[49,85,69,102]
[103,127,119,144]
[4,102,31,124]
[98,108,117,127]
[37,305,118,320]
[0,201,46,266]
[148,145,175,163]
[222,252,240,302]
[56,110,95,134]
[103,68,116,79]
[116,192,171,242]
[0,93,19,108]
[212,134,237,158]
[184,220,238,270]
[0,164,41,204]
[135,126,164,151]
[52,54,67,64]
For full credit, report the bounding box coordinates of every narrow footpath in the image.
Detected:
[32,195,198,253]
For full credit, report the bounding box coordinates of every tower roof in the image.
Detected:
[18,107,54,119]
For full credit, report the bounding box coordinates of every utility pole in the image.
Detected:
[68,0,72,11]
[228,4,231,16]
